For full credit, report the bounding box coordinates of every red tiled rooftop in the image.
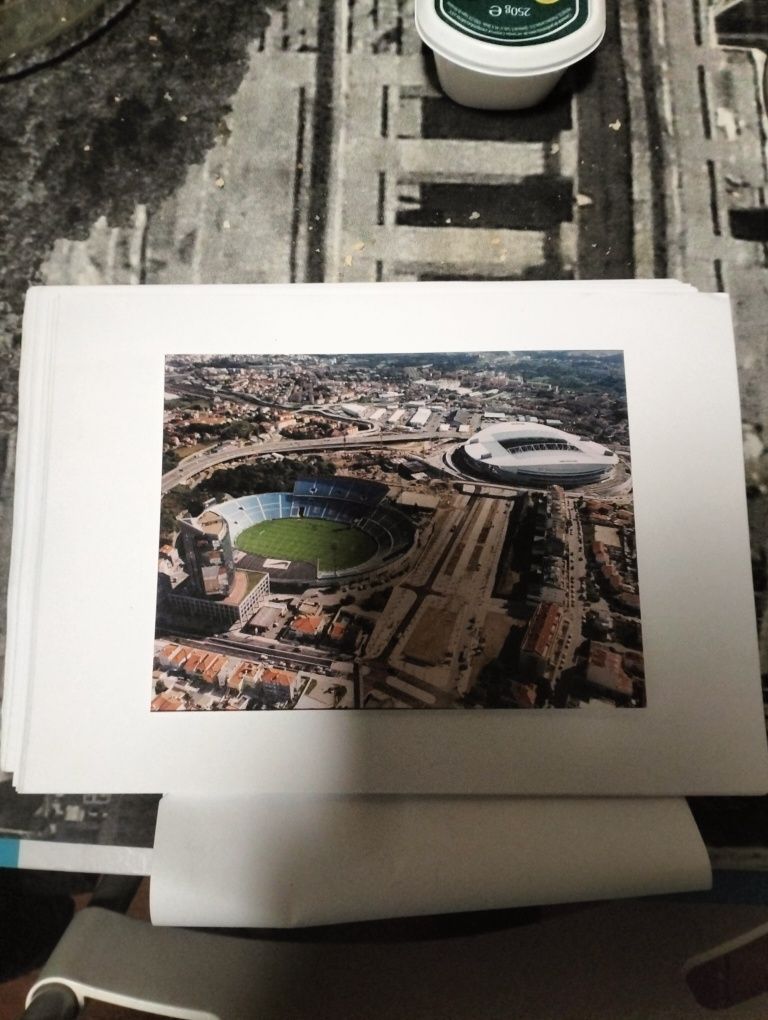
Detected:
[151,694,182,712]
[522,602,561,658]
[292,615,325,635]
[261,667,293,688]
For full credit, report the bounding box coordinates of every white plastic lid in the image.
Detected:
[415,0,606,78]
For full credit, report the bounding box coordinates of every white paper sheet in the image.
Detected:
[150,795,712,927]
[18,838,152,876]
[0,277,692,779]
[5,283,767,796]
[0,290,59,776]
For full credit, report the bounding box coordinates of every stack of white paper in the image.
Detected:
[2,281,766,925]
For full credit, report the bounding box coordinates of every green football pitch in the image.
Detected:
[235,517,379,571]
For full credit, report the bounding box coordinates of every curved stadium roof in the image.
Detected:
[461,421,619,487]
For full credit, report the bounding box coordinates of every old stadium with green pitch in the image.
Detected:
[235,518,379,571]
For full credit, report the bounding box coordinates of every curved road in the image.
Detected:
[161,427,454,494]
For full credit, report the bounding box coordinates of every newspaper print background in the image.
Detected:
[0,0,767,859]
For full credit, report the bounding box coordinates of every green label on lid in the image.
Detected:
[436,0,589,46]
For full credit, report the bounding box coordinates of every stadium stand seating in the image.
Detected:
[205,477,415,582]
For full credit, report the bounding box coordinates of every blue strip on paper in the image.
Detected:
[0,837,20,867]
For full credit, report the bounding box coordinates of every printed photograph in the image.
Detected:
[153,349,645,711]
[3,0,766,861]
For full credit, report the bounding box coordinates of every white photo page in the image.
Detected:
[4,283,767,795]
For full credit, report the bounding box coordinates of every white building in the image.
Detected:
[461,422,618,487]
[409,406,432,428]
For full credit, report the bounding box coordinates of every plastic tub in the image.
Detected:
[415,0,606,110]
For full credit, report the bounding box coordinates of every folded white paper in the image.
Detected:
[150,795,712,927]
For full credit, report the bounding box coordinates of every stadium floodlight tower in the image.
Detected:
[461,421,619,488]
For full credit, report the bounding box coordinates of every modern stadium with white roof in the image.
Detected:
[459,422,619,488]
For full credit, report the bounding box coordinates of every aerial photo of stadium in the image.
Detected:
[153,349,645,714]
